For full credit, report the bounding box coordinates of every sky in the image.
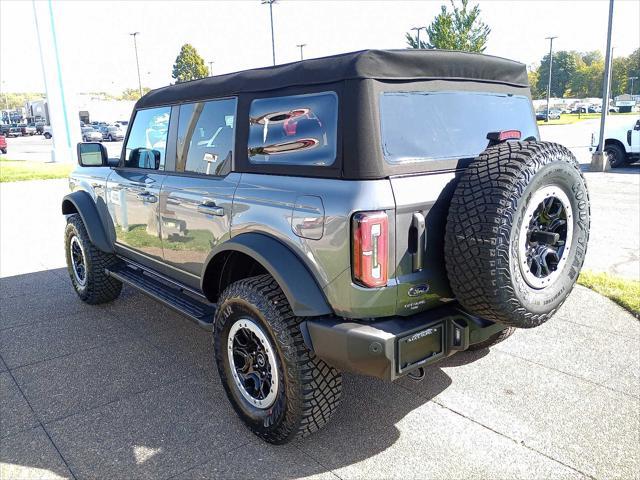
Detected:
[1,0,639,95]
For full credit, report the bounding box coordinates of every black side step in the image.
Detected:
[106,263,216,331]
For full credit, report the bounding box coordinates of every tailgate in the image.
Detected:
[390,172,457,316]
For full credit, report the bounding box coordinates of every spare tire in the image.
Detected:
[444,141,590,328]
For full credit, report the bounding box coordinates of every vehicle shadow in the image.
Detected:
[0,267,490,479]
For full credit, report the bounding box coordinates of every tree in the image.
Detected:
[610,57,629,97]
[405,0,490,52]
[171,44,208,84]
[118,87,151,101]
[527,69,541,99]
[536,50,579,98]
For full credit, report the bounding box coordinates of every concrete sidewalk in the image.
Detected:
[1,271,638,479]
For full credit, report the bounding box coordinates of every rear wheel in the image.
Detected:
[604,143,626,168]
[445,141,590,328]
[64,214,122,304]
[213,274,342,444]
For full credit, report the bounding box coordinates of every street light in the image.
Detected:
[296,43,306,61]
[630,76,639,95]
[411,26,427,49]
[544,36,558,123]
[262,0,277,66]
[208,61,214,77]
[129,32,143,97]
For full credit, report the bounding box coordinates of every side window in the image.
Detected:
[123,106,170,169]
[176,98,237,176]
[248,92,338,166]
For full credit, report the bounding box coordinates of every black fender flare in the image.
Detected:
[61,191,113,253]
[204,233,332,317]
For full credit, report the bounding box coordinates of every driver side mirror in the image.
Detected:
[77,142,108,167]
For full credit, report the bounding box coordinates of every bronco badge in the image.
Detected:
[408,284,430,297]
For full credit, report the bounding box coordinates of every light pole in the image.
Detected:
[411,26,427,48]
[630,76,638,95]
[262,0,277,66]
[296,44,306,61]
[591,0,614,172]
[208,61,214,76]
[129,32,142,97]
[544,36,557,123]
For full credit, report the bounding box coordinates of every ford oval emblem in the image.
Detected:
[408,284,430,297]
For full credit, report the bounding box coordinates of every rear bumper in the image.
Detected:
[302,304,505,381]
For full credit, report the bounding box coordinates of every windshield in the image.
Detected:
[380,91,537,164]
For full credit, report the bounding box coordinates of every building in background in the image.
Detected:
[19,94,136,126]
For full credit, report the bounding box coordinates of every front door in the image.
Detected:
[106,106,171,264]
[160,98,238,276]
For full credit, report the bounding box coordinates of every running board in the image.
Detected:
[106,263,215,331]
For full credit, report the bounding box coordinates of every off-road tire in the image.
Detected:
[445,141,590,328]
[467,327,516,351]
[64,214,122,304]
[604,142,626,168]
[214,274,342,444]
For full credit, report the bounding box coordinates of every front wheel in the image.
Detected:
[214,275,342,444]
[604,143,626,168]
[64,214,122,304]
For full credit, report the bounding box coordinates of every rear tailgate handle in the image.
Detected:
[198,201,225,217]
[411,212,426,272]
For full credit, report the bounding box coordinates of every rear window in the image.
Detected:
[380,91,537,164]
[248,92,338,166]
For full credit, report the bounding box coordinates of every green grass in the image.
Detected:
[537,112,637,126]
[577,271,640,317]
[0,158,73,182]
[116,224,213,252]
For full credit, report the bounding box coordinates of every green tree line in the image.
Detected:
[529,48,639,99]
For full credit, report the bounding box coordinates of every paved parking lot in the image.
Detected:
[1,125,638,479]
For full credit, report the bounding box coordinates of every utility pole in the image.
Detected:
[296,44,306,61]
[544,36,557,123]
[411,26,427,48]
[630,76,638,95]
[262,0,277,66]
[130,32,142,97]
[208,61,214,76]
[591,0,615,172]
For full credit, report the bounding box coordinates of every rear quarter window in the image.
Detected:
[380,91,537,164]
[248,92,338,166]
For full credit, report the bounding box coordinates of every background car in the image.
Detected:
[7,127,22,137]
[99,124,125,141]
[0,134,7,154]
[81,126,103,142]
[536,109,561,121]
[43,126,52,139]
[35,122,46,134]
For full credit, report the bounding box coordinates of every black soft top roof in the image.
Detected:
[136,49,528,108]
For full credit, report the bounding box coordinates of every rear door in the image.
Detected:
[106,106,171,264]
[159,97,239,277]
[379,90,539,315]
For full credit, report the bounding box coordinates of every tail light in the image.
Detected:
[352,211,388,288]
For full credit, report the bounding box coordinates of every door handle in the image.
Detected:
[197,202,225,216]
[137,191,157,203]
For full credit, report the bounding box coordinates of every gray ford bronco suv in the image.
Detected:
[62,49,590,444]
